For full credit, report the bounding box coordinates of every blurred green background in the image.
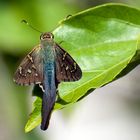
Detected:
[1,0,140,140]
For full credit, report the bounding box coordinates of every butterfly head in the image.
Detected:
[40,32,54,41]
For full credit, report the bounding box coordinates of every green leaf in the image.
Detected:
[25,3,140,132]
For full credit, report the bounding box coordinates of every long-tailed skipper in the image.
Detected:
[13,29,82,130]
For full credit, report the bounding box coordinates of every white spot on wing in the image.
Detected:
[27,69,32,73]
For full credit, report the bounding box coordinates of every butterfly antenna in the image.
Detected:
[21,20,43,33]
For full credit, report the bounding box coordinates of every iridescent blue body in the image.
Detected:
[41,38,56,130]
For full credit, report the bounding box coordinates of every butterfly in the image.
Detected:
[13,32,82,130]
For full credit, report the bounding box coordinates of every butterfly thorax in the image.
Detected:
[41,42,55,61]
[40,32,56,61]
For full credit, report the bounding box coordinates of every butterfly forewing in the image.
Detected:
[55,44,82,82]
[13,45,43,85]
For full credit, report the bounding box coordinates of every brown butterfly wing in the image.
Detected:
[13,45,43,85]
[55,44,82,82]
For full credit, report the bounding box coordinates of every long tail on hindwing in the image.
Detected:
[40,80,58,130]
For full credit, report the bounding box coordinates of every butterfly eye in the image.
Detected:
[50,33,54,39]
[40,34,43,40]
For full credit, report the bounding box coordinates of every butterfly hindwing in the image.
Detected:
[13,45,43,85]
[55,44,82,82]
